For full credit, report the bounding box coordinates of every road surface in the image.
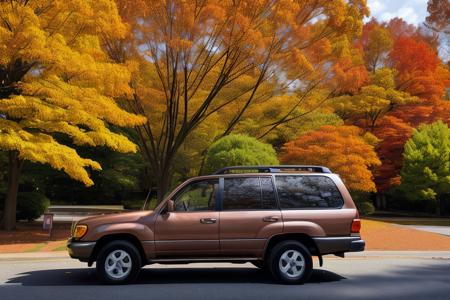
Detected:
[0,253,449,300]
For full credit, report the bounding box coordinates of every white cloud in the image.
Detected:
[380,6,419,24]
[367,0,428,25]
[368,0,386,15]
[397,6,420,24]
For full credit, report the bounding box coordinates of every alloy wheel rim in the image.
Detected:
[105,250,132,279]
[278,249,305,278]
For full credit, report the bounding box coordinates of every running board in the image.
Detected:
[147,257,259,264]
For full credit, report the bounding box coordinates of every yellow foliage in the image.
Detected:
[332,68,418,129]
[0,0,146,186]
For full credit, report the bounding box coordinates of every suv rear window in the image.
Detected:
[223,177,277,210]
[275,175,343,209]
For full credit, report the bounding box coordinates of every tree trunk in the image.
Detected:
[375,193,386,210]
[436,195,443,217]
[1,152,23,231]
[156,171,172,203]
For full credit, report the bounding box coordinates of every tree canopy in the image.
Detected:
[107,0,369,199]
[400,121,450,215]
[280,125,381,192]
[204,134,278,175]
[0,0,146,229]
[0,0,145,185]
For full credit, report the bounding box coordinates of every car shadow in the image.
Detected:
[5,267,345,286]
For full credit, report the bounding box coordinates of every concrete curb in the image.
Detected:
[1,251,450,262]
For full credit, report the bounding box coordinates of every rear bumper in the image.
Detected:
[67,238,96,262]
[312,236,365,255]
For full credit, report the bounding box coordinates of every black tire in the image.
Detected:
[96,240,142,284]
[266,240,313,284]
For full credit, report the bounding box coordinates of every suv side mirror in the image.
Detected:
[166,199,175,213]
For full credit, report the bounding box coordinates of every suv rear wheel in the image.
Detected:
[267,240,312,284]
[96,240,142,284]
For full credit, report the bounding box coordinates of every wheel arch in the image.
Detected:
[89,233,147,266]
[263,233,319,260]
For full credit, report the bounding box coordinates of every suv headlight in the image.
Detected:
[73,224,88,239]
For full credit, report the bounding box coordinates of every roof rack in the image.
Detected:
[213,165,332,175]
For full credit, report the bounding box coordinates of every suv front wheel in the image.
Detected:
[267,240,313,284]
[96,240,142,284]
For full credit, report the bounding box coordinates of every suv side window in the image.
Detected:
[275,175,343,209]
[260,177,278,209]
[173,179,217,211]
[223,177,277,210]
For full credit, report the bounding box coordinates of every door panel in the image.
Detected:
[154,178,220,257]
[155,211,219,256]
[219,176,283,257]
[220,210,282,256]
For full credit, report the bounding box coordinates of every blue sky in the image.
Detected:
[366,0,429,25]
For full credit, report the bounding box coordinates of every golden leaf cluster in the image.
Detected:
[0,0,146,185]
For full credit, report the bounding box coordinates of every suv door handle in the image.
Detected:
[200,218,217,224]
[263,216,279,222]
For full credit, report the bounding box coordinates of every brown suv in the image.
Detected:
[67,165,364,284]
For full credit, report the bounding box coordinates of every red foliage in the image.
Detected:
[390,36,446,100]
[385,18,416,39]
[373,115,413,191]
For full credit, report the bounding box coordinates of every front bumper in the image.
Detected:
[312,236,365,255]
[67,238,96,262]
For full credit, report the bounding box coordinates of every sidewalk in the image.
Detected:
[403,225,450,236]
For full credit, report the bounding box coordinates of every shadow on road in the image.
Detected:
[5,267,344,286]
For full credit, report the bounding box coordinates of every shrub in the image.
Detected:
[16,192,50,221]
[351,191,375,215]
[357,201,375,215]
[399,121,450,216]
[204,134,279,174]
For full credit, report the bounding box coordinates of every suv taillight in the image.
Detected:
[351,219,361,233]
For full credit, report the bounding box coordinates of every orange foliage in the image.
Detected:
[280,125,381,192]
[390,36,447,100]
[332,57,368,94]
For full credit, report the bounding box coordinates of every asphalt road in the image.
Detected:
[0,254,449,300]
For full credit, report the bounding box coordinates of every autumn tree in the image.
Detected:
[372,115,414,192]
[333,68,417,130]
[280,125,381,192]
[107,0,369,199]
[204,134,278,174]
[400,121,450,216]
[425,0,449,33]
[357,18,449,196]
[359,19,393,72]
[385,18,417,40]
[390,36,449,100]
[0,0,145,230]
